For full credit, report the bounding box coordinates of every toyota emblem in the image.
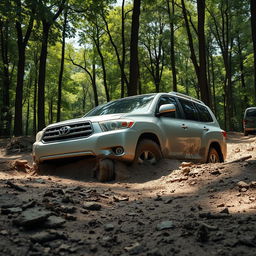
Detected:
[59,126,71,136]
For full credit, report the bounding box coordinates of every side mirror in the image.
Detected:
[158,104,176,116]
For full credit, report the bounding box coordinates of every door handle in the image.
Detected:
[203,126,209,131]
[181,124,188,129]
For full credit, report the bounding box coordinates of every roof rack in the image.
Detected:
[169,91,205,105]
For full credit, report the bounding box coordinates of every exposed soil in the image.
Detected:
[0,133,256,256]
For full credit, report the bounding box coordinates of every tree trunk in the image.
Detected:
[121,0,126,97]
[250,0,256,103]
[197,0,211,108]
[0,20,11,136]
[14,43,26,136]
[128,0,141,96]
[38,22,50,131]
[57,10,68,122]
[167,0,177,92]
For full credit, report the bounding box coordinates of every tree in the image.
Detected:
[13,0,35,136]
[37,0,66,131]
[128,0,141,96]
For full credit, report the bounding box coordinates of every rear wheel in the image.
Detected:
[207,147,220,163]
[135,139,162,165]
[96,159,115,182]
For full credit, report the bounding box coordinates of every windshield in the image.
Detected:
[85,94,155,117]
[246,109,256,118]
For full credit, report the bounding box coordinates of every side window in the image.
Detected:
[178,98,199,121]
[196,104,213,122]
[157,96,180,118]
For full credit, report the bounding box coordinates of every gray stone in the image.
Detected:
[104,223,114,231]
[13,208,51,228]
[1,207,22,214]
[83,202,101,211]
[30,231,63,243]
[44,216,66,228]
[156,221,174,231]
[124,242,143,255]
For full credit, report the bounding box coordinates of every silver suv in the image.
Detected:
[33,92,227,180]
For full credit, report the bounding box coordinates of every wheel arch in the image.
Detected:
[137,132,161,150]
[208,141,224,162]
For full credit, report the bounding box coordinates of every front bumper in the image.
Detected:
[33,128,138,163]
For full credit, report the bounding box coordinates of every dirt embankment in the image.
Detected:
[0,133,256,256]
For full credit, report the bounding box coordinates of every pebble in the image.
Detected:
[156,221,174,231]
[83,202,101,211]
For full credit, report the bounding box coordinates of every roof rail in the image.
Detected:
[169,91,205,105]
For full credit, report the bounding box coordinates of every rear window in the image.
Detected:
[195,103,213,122]
[245,109,256,118]
[178,98,198,121]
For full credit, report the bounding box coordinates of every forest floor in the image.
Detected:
[0,133,256,256]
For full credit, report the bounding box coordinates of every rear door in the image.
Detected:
[176,98,204,160]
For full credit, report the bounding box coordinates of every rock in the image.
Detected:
[59,205,76,214]
[113,196,129,202]
[164,198,173,204]
[156,221,174,231]
[241,188,248,192]
[104,223,114,231]
[180,162,193,168]
[181,167,191,175]
[210,170,221,175]
[43,216,65,228]
[22,201,36,210]
[1,207,23,214]
[198,221,218,231]
[14,160,28,166]
[83,202,101,211]
[234,148,240,153]
[250,181,256,188]
[30,231,65,243]
[196,224,209,242]
[64,214,77,221]
[237,181,249,188]
[124,242,143,255]
[0,230,8,236]
[199,212,230,219]
[13,208,51,228]
[246,147,254,151]
[220,208,229,214]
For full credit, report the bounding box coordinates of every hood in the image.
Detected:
[45,114,124,129]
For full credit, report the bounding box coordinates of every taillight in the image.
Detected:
[221,130,227,138]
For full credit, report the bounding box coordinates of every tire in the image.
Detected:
[207,147,220,163]
[134,139,162,165]
[96,159,115,182]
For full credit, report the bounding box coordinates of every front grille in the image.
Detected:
[42,121,93,143]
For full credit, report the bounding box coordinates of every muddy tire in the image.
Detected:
[207,147,220,163]
[134,139,162,165]
[96,159,115,182]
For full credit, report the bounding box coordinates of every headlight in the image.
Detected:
[36,131,43,142]
[99,120,134,132]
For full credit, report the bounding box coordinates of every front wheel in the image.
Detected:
[207,147,220,163]
[96,159,115,182]
[134,139,162,165]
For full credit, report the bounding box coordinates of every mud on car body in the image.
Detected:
[33,92,227,181]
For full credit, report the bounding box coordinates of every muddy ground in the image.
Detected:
[0,133,256,256]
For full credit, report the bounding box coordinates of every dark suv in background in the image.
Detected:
[243,107,256,136]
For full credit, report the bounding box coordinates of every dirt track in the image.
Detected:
[0,133,256,256]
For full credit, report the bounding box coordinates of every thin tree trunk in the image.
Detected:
[38,22,50,131]
[250,0,256,103]
[57,10,68,122]
[121,0,126,97]
[0,20,11,136]
[167,0,177,92]
[128,0,141,96]
[197,0,211,107]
